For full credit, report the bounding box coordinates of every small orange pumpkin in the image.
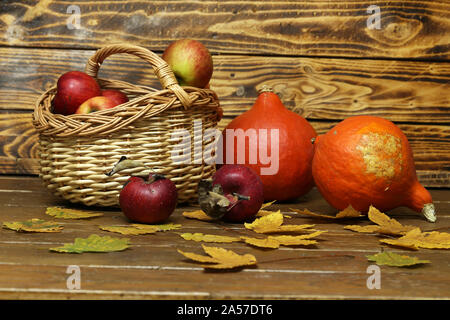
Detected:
[312,115,436,222]
[220,86,317,201]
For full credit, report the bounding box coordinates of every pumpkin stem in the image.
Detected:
[258,85,274,93]
[422,203,436,223]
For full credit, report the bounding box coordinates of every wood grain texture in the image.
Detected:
[0,1,449,59]
[0,176,448,299]
[1,112,448,187]
[0,47,449,123]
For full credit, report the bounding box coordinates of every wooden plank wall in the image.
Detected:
[0,0,449,187]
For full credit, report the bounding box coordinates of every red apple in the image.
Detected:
[162,39,213,88]
[75,96,117,114]
[198,165,264,222]
[52,71,101,115]
[101,89,129,106]
[119,174,178,224]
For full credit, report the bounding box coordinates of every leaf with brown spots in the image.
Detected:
[290,206,363,219]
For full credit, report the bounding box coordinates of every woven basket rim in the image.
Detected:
[32,44,220,138]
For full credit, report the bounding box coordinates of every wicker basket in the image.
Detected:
[32,44,221,207]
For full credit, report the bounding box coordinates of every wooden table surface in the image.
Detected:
[0,175,448,300]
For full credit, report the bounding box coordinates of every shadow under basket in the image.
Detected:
[32,44,221,207]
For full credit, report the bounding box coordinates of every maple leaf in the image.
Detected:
[180,233,241,243]
[368,206,416,236]
[256,209,292,219]
[241,231,325,249]
[182,210,214,221]
[261,200,277,209]
[50,234,130,253]
[241,236,281,249]
[380,228,450,250]
[290,206,363,219]
[367,251,430,267]
[46,207,103,219]
[244,211,314,234]
[344,206,417,236]
[178,245,257,270]
[3,219,63,233]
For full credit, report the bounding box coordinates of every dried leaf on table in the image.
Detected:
[46,206,103,219]
[368,206,416,236]
[182,210,214,221]
[50,234,130,253]
[290,205,363,219]
[244,211,314,234]
[3,218,63,233]
[380,228,450,250]
[261,200,277,209]
[343,225,381,233]
[178,244,257,270]
[99,225,159,235]
[256,209,292,219]
[268,235,318,247]
[366,251,430,267]
[344,206,417,236]
[180,233,241,243]
[241,236,281,249]
[100,223,181,235]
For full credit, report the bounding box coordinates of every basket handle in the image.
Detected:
[84,44,193,108]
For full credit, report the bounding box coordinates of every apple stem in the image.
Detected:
[233,193,251,201]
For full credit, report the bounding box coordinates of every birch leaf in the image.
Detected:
[46,207,103,219]
[3,219,63,233]
[367,251,430,267]
[50,234,130,253]
[178,245,257,270]
[180,233,241,243]
[380,228,450,250]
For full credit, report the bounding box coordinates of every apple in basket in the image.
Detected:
[198,165,264,222]
[75,96,118,114]
[119,174,178,224]
[52,71,102,115]
[162,39,213,88]
[101,89,129,106]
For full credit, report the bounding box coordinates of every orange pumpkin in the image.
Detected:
[312,115,436,222]
[220,86,317,201]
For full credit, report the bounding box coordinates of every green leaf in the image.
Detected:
[50,234,130,254]
[366,251,430,267]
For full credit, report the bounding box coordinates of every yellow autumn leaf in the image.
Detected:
[178,244,257,270]
[46,206,103,219]
[256,209,292,219]
[241,231,325,249]
[380,228,450,250]
[344,225,381,233]
[368,206,416,236]
[180,233,241,243]
[99,225,159,235]
[132,223,182,232]
[241,236,281,249]
[182,210,214,221]
[100,223,182,235]
[290,205,363,219]
[244,211,314,234]
[268,235,317,247]
[3,218,63,233]
[367,251,430,267]
[261,200,276,209]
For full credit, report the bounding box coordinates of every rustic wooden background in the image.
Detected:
[0,0,449,187]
